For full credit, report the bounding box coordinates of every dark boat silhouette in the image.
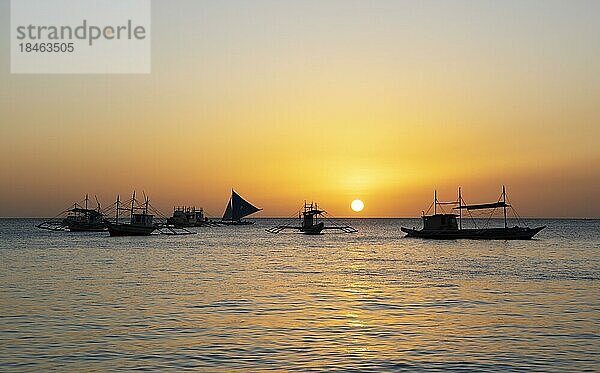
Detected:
[219,189,262,225]
[401,186,545,240]
[36,194,106,232]
[167,206,208,227]
[267,201,357,235]
[104,192,157,236]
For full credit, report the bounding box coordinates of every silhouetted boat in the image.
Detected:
[267,202,357,235]
[401,186,545,240]
[36,194,106,232]
[220,189,262,225]
[104,192,157,236]
[167,206,208,227]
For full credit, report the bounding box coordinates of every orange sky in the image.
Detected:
[0,1,598,217]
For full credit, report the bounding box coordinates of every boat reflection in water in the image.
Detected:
[401,186,545,240]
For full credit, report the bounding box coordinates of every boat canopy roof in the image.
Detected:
[304,208,324,215]
[69,207,101,214]
[453,201,510,210]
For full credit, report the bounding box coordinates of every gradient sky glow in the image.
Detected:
[0,0,599,217]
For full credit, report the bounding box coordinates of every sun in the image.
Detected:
[351,199,364,212]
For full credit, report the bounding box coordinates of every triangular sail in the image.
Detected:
[222,189,261,221]
[231,190,261,220]
[222,198,233,220]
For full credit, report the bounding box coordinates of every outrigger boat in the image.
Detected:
[267,202,358,235]
[103,192,195,236]
[168,206,207,227]
[36,194,106,232]
[104,192,157,236]
[401,186,545,240]
[220,189,262,225]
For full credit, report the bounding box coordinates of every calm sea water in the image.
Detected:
[0,218,598,371]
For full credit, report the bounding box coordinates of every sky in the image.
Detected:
[0,0,599,218]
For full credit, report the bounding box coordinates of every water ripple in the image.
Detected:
[0,218,598,371]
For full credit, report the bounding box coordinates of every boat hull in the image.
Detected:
[166,220,213,228]
[166,220,196,228]
[106,222,156,236]
[37,221,107,232]
[401,226,545,240]
[300,222,325,235]
[65,222,107,232]
[69,226,107,232]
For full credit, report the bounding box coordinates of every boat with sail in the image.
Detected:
[266,201,358,235]
[36,194,106,232]
[104,192,157,236]
[220,189,262,225]
[401,186,545,239]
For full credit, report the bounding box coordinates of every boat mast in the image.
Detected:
[458,187,462,230]
[131,191,136,223]
[231,189,235,222]
[116,195,120,224]
[434,190,437,215]
[502,185,507,228]
[231,197,234,222]
[85,194,88,210]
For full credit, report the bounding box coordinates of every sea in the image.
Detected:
[0,218,598,372]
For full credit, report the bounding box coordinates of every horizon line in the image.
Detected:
[1,216,598,220]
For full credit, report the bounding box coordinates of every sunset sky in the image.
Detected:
[0,0,598,217]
